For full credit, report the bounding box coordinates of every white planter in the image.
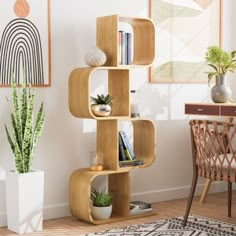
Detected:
[92,205,112,220]
[6,170,44,234]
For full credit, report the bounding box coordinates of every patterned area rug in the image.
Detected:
[83,215,236,236]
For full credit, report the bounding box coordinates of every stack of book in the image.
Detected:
[130,201,152,215]
[119,131,144,167]
[118,30,132,65]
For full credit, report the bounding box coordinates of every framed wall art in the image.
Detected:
[0,0,51,87]
[149,0,222,83]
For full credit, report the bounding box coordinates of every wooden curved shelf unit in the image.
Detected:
[68,14,156,224]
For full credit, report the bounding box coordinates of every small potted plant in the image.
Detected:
[91,187,113,220]
[205,46,236,103]
[90,94,113,117]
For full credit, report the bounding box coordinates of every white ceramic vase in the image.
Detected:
[5,170,44,234]
[92,205,112,220]
[211,75,232,103]
[84,46,107,67]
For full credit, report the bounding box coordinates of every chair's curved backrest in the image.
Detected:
[190,120,236,182]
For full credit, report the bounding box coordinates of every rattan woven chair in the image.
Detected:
[183,119,236,226]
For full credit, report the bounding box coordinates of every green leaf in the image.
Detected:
[12,80,23,151]
[21,80,27,138]
[22,90,35,172]
[29,103,45,170]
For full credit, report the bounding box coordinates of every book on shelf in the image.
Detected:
[118,134,126,161]
[119,131,136,160]
[118,30,132,65]
[126,32,132,65]
[130,201,151,210]
[130,201,152,215]
[119,159,144,167]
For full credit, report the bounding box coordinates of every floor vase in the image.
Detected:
[5,170,44,234]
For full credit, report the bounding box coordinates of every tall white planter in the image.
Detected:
[6,170,44,234]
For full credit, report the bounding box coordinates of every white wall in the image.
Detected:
[0,0,235,226]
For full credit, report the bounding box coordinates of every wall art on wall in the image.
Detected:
[149,0,222,83]
[0,0,51,87]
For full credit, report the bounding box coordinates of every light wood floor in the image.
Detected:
[1,191,236,235]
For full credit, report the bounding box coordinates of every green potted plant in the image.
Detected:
[4,80,45,234]
[90,94,113,117]
[91,187,113,220]
[205,46,236,103]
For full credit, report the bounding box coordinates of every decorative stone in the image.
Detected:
[84,46,107,67]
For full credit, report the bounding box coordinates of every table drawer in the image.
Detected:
[220,106,236,116]
[185,104,219,115]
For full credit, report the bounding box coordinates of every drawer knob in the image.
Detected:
[197,108,204,111]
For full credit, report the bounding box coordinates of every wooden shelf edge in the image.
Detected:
[92,211,156,225]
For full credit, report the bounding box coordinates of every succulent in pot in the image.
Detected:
[90,94,114,117]
[90,187,113,220]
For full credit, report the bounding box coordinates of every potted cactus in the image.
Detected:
[4,80,45,234]
[90,94,114,117]
[91,187,113,220]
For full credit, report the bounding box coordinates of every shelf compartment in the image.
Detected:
[69,168,156,224]
[132,119,156,168]
[69,67,130,119]
[69,168,130,224]
[97,15,155,67]
[97,118,156,171]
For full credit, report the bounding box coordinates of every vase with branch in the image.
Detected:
[205,46,236,103]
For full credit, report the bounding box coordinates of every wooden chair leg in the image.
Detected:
[199,179,211,203]
[183,172,198,227]
[228,181,232,217]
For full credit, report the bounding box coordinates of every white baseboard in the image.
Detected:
[43,203,71,220]
[131,182,228,203]
[0,182,230,227]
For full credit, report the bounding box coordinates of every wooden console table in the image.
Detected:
[185,103,236,203]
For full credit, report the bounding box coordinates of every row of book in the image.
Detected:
[130,201,152,215]
[118,30,132,65]
[118,131,144,167]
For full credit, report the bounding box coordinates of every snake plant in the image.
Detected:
[5,80,45,173]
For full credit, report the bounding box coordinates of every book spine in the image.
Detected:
[130,208,152,215]
[121,31,126,65]
[118,31,122,65]
[119,159,144,167]
[126,32,132,65]
[119,131,136,160]
[119,135,126,161]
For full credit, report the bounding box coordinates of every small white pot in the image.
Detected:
[92,205,112,220]
[5,170,44,234]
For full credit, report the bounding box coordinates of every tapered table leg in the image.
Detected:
[199,179,211,203]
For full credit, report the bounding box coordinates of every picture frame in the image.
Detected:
[0,0,51,87]
[149,0,222,83]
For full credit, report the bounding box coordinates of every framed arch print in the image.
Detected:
[0,0,51,87]
[149,0,222,83]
